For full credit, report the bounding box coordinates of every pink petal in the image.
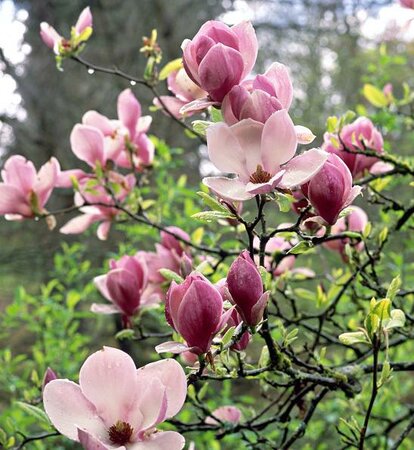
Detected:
[128,431,185,450]
[154,96,187,119]
[82,111,114,135]
[261,110,297,171]
[117,89,141,141]
[198,44,244,102]
[179,98,217,116]
[79,347,139,427]
[202,176,253,202]
[279,148,328,188]
[43,380,106,441]
[60,214,100,235]
[56,169,88,188]
[135,378,168,431]
[136,359,187,419]
[295,125,316,144]
[97,221,111,240]
[34,157,59,207]
[77,429,114,450]
[70,124,105,168]
[206,123,249,179]
[231,21,258,79]
[231,119,264,176]
[40,22,61,50]
[0,184,31,216]
[250,291,270,326]
[75,7,93,34]
[2,155,36,192]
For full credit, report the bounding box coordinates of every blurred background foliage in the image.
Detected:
[2,0,414,448]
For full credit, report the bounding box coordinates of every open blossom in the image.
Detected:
[323,117,384,178]
[0,155,59,220]
[92,255,161,327]
[324,206,368,259]
[182,20,258,103]
[203,109,328,202]
[138,226,192,285]
[40,7,92,55]
[157,272,233,355]
[226,251,269,327]
[43,346,186,450]
[301,154,361,225]
[155,67,207,118]
[73,89,154,171]
[60,173,135,240]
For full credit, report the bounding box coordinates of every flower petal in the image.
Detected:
[117,89,141,141]
[261,110,297,171]
[79,347,139,427]
[231,21,258,79]
[203,176,253,202]
[128,431,185,450]
[136,359,187,419]
[43,380,106,442]
[0,184,31,216]
[70,124,105,168]
[279,148,328,189]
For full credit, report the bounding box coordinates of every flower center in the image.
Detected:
[108,421,134,445]
[249,165,272,184]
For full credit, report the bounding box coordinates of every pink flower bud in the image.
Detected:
[182,21,258,102]
[40,23,62,52]
[301,154,361,225]
[165,273,227,354]
[323,117,384,178]
[227,251,269,326]
[42,367,58,391]
[75,7,93,35]
[92,255,160,327]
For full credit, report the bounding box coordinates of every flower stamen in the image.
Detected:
[249,165,272,184]
[108,421,134,445]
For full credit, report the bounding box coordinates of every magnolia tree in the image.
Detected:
[2,3,414,450]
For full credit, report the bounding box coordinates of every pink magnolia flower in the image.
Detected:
[138,227,192,284]
[323,206,368,259]
[40,7,92,55]
[301,154,361,225]
[182,20,258,102]
[43,346,186,450]
[157,272,233,355]
[226,251,269,327]
[92,255,161,327]
[60,173,135,240]
[205,406,242,425]
[155,68,207,118]
[203,110,328,202]
[222,62,293,125]
[323,117,384,178]
[0,155,59,220]
[75,89,154,170]
[400,0,414,8]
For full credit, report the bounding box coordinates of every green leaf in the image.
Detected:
[15,402,51,426]
[326,116,338,133]
[275,193,295,213]
[192,120,213,136]
[338,331,370,346]
[371,298,391,321]
[221,326,236,347]
[287,241,313,255]
[191,210,235,223]
[158,269,184,284]
[284,328,299,346]
[363,84,388,107]
[386,275,401,301]
[383,309,406,331]
[159,58,182,80]
[115,329,136,341]
[378,360,392,388]
[196,191,229,213]
[365,313,380,338]
[198,381,209,400]
[210,107,223,122]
